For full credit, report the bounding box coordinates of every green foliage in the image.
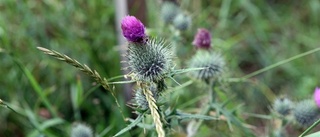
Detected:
[1,0,320,136]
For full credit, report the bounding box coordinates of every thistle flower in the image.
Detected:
[173,13,191,31]
[121,15,146,43]
[192,28,212,49]
[126,38,173,82]
[313,87,320,108]
[188,50,225,82]
[273,97,293,116]
[71,123,93,137]
[160,1,180,23]
[293,99,320,127]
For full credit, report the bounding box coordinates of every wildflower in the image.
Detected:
[160,1,180,23]
[293,99,320,127]
[126,38,173,82]
[273,97,293,116]
[121,15,146,43]
[173,13,191,31]
[192,28,212,49]
[71,123,93,137]
[188,51,225,82]
[313,87,320,108]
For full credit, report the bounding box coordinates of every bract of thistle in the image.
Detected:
[293,99,320,127]
[173,13,191,31]
[192,28,212,49]
[71,123,93,137]
[126,38,173,82]
[188,50,225,81]
[160,1,180,23]
[121,15,146,43]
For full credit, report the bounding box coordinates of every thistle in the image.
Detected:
[313,87,320,108]
[188,50,225,82]
[160,1,180,23]
[121,15,171,137]
[71,123,93,137]
[121,15,146,43]
[126,38,173,82]
[293,99,320,127]
[273,97,293,116]
[173,13,191,31]
[192,28,212,49]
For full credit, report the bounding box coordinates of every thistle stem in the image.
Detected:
[190,80,215,136]
[299,118,320,137]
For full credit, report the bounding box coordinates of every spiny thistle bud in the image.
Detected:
[173,13,191,31]
[160,1,180,23]
[192,28,212,49]
[313,87,320,108]
[121,15,146,43]
[293,99,320,127]
[273,97,293,116]
[126,38,173,82]
[71,123,93,137]
[133,83,159,111]
[188,50,225,82]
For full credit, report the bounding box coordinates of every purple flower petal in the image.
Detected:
[313,87,320,108]
[121,16,146,43]
[192,28,211,49]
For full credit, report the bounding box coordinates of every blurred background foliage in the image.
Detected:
[0,0,320,136]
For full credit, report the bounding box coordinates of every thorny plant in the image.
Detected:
[36,15,221,137]
[31,8,319,137]
[2,1,320,137]
[35,12,320,136]
[0,2,320,137]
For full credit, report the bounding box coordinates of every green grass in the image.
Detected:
[1,0,320,136]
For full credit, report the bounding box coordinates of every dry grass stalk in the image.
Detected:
[37,47,125,119]
[139,82,165,137]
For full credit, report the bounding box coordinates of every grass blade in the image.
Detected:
[113,114,144,137]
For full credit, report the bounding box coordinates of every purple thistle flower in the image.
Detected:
[121,16,146,43]
[313,87,320,108]
[192,28,212,49]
